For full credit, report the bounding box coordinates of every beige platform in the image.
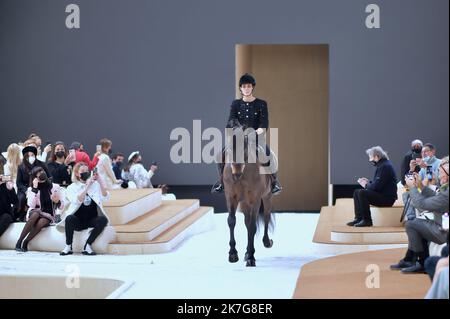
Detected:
[104,188,162,225]
[331,225,407,244]
[113,199,200,243]
[293,248,430,299]
[0,188,215,255]
[108,206,214,255]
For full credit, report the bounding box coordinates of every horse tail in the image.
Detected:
[256,199,275,234]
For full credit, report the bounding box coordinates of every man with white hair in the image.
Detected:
[391,157,449,274]
[400,139,423,185]
[347,146,398,227]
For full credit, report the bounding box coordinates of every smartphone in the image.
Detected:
[96,145,101,152]
[412,153,422,160]
[426,166,433,181]
[69,149,76,157]
[151,161,158,166]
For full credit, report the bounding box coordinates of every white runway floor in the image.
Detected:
[0,213,328,299]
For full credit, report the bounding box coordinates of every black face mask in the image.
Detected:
[370,160,378,166]
[55,151,65,158]
[80,172,91,182]
[116,161,123,167]
[412,147,422,154]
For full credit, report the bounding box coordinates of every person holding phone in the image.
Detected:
[0,174,18,238]
[96,139,124,189]
[68,141,100,170]
[410,143,442,185]
[123,151,157,189]
[347,146,398,227]
[15,167,66,252]
[57,162,110,256]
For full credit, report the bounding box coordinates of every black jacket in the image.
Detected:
[226,98,269,130]
[366,158,398,200]
[400,150,421,185]
[0,183,18,216]
[16,160,50,194]
[48,161,72,187]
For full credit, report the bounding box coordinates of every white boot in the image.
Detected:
[60,244,73,256]
[82,243,96,256]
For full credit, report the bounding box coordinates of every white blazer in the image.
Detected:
[56,180,110,232]
[126,163,154,189]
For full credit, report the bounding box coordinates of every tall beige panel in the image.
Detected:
[236,44,329,211]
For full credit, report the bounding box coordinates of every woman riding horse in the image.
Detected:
[211,73,282,195]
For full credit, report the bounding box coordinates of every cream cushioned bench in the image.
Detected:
[0,223,116,254]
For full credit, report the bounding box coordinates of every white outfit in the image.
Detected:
[97,153,121,190]
[56,180,110,232]
[123,163,154,189]
[37,151,48,163]
[26,183,68,221]
[3,161,18,185]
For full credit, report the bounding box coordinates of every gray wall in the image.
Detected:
[0,0,448,185]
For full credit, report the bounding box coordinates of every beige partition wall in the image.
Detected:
[236,44,329,211]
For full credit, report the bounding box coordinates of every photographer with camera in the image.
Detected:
[400,139,423,186]
[391,157,449,274]
[409,143,441,187]
[58,162,110,256]
[0,174,18,238]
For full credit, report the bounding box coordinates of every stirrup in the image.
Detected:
[271,182,282,195]
[211,181,224,194]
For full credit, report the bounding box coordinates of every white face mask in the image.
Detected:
[28,156,36,165]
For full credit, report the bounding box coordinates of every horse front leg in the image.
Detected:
[227,197,239,263]
[244,204,258,267]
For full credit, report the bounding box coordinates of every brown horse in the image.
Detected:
[222,124,274,267]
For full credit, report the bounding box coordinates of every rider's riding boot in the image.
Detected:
[271,172,282,195]
[211,162,225,194]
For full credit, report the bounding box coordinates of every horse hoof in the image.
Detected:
[246,259,256,267]
[264,239,273,248]
[229,254,239,263]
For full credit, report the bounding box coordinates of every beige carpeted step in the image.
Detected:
[293,248,430,299]
[104,188,162,225]
[108,206,214,255]
[113,199,200,243]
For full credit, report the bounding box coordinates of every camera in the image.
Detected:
[412,152,422,160]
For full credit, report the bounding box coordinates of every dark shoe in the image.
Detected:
[346,219,362,226]
[211,180,224,194]
[271,181,282,195]
[390,259,414,270]
[15,241,24,252]
[401,262,426,274]
[354,220,373,227]
[82,243,97,256]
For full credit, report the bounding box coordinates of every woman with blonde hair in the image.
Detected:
[3,143,22,184]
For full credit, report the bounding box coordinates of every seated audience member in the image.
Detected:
[15,167,66,252]
[69,141,100,170]
[0,175,18,237]
[401,139,423,186]
[3,143,22,184]
[112,153,125,180]
[390,157,449,273]
[58,162,109,256]
[158,184,176,200]
[425,240,449,280]
[123,151,158,189]
[409,143,441,186]
[48,142,74,187]
[28,134,52,163]
[96,139,123,189]
[347,146,398,227]
[425,257,449,299]
[16,146,51,222]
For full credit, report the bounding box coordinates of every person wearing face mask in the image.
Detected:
[123,151,157,189]
[413,144,442,185]
[111,153,125,180]
[15,146,51,222]
[15,167,66,252]
[48,142,74,187]
[57,162,110,256]
[401,139,423,186]
[347,146,398,227]
[390,157,449,274]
